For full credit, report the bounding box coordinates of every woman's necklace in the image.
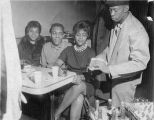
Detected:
[74,43,88,52]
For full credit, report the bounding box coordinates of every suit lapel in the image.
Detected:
[108,29,114,60]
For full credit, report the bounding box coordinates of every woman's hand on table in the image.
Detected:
[73,74,85,84]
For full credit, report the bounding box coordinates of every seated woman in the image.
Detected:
[55,20,96,120]
[18,20,45,66]
[18,21,51,120]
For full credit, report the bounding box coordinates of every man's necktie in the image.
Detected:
[114,24,121,36]
[109,24,122,61]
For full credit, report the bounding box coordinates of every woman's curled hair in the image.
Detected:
[25,21,41,35]
[73,20,91,38]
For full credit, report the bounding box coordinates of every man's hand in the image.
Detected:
[89,58,110,74]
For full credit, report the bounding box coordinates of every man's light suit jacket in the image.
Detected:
[97,12,150,85]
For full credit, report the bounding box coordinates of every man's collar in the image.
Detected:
[50,41,63,49]
[116,23,122,29]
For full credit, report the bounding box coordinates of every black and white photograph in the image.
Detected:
[0,0,154,120]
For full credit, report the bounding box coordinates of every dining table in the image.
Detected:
[21,65,76,120]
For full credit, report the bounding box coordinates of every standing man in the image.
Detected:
[89,0,150,107]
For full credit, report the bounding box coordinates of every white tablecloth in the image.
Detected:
[22,66,76,95]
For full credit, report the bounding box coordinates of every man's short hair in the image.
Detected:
[49,23,64,33]
[106,0,129,7]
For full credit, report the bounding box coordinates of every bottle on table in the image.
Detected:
[98,107,102,120]
[120,102,126,120]
[95,100,103,120]
[111,108,119,120]
[95,100,99,119]
[108,99,112,110]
